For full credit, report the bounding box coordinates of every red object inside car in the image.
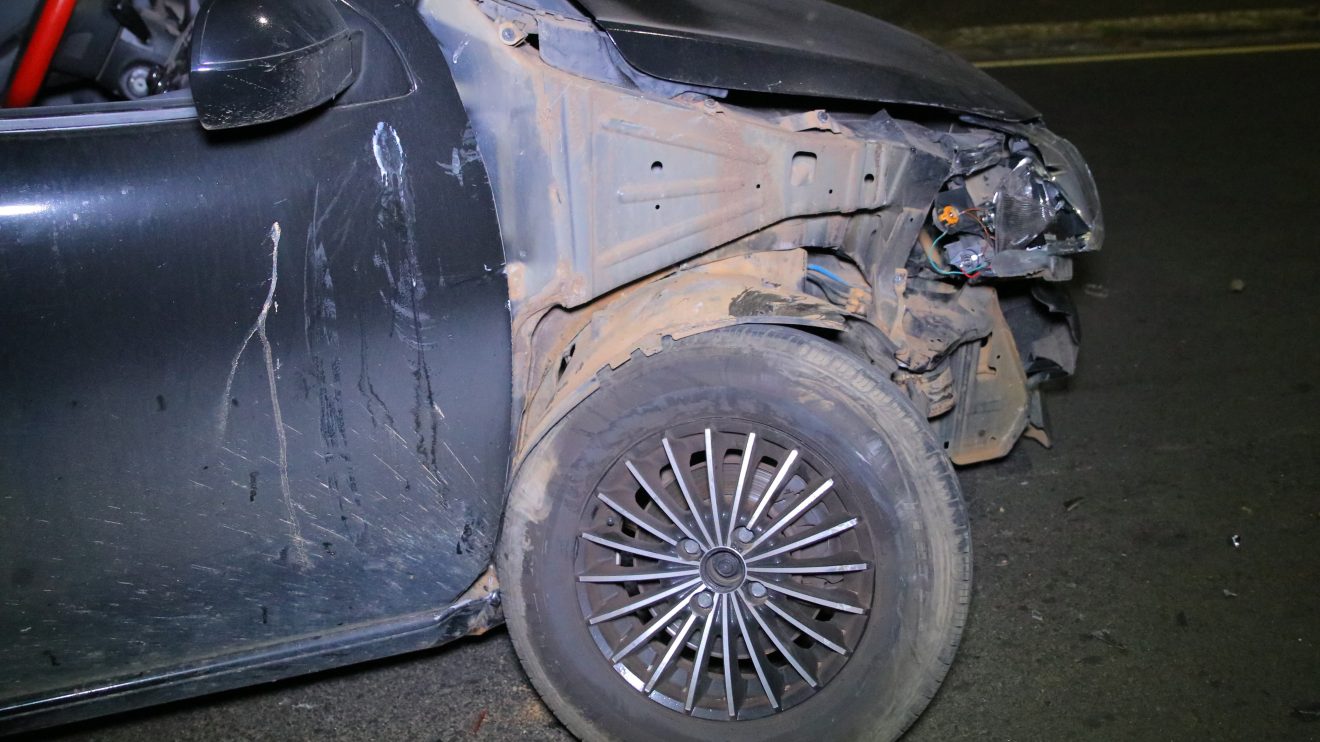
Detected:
[3,0,78,108]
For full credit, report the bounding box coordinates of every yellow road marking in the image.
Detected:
[976,41,1320,68]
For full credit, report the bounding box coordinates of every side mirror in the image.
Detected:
[191,0,361,130]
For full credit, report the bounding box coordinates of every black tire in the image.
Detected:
[500,325,969,742]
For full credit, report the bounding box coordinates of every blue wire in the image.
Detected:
[806,264,850,285]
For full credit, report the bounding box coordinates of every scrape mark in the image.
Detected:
[373,122,404,187]
[304,180,367,547]
[437,125,482,187]
[451,38,469,64]
[372,122,446,502]
[441,439,478,487]
[217,224,309,567]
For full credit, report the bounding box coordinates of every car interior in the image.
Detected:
[0,0,197,113]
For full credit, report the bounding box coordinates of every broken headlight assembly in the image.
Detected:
[924,127,1103,282]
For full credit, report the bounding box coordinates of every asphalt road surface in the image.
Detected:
[34,49,1320,742]
[832,0,1312,35]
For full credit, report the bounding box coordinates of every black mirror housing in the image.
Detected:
[191,0,361,130]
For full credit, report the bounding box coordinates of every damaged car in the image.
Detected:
[0,0,1100,739]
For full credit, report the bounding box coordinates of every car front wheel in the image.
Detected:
[500,325,970,741]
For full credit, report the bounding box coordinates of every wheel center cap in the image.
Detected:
[700,547,746,592]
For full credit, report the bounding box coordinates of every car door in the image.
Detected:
[0,0,510,716]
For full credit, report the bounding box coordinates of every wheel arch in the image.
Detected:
[513,248,868,470]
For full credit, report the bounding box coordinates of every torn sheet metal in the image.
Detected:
[425,0,1100,466]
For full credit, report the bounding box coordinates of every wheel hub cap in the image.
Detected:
[575,423,876,721]
[700,548,746,592]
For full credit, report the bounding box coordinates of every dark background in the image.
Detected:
[835,0,1314,34]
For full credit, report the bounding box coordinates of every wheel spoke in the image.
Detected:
[596,492,680,546]
[578,565,701,583]
[626,460,702,545]
[732,592,781,709]
[610,588,702,662]
[684,603,719,712]
[645,610,701,693]
[747,552,868,575]
[763,598,850,656]
[721,593,736,718]
[744,515,859,564]
[662,438,715,548]
[705,429,723,546]
[726,432,757,544]
[759,578,866,615]
[744,479,834,554]
[580,531,696,566]
[739,592,818,687]
[588,577,703,625]
[746,449,799,528]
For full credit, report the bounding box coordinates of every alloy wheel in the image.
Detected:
[575,421,876,720]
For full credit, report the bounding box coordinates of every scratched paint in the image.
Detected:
[0,1,513,717]
[303,185,371,549]
[372,122,447,499]
[216,223,310,567]
[436,125,482,187]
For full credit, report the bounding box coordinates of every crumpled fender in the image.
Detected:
[573,0,1039,122]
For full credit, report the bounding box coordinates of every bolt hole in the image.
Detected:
[654,204,661,210]
[864,173,875,183]
[650,161,663,173]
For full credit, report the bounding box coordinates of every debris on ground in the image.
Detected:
[1230,534,1242,548]
[1293,703,1320,722]
[1085,629,1127,650]
[1223,588,1239,598]
[1229,278,1246,293]
[1083,283,1110,299]
[1064,496,1085,512]
[472,709,488,734]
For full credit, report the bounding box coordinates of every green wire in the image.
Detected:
[927,229,987,277]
